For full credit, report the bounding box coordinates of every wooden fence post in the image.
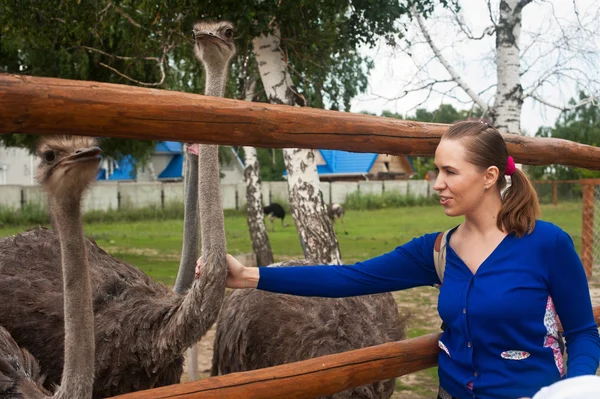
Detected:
[582,182,594,278]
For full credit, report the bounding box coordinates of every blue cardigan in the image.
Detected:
[257,220,600,399]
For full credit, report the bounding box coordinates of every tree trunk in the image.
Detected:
[241,78,273,266]
[252,27,342,265]
[283,148,342,264]
[244,145,274,266]
[492,0,531,134]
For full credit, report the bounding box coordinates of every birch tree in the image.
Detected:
[253,27,342,264]
[240,77,274,266]
[387,0,600,135]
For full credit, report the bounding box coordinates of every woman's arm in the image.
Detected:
[253,232,440,298]
[549,229,600,377]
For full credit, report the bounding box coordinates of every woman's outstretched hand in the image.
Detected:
[195,254,259,289]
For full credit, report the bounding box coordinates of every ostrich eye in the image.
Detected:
[224,29,233,39]
[43,151,56,162]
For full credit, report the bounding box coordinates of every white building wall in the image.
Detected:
[0,146,36,185]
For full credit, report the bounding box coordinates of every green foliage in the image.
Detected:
[0,203,49,226]
[0,201,244,227]
[529,92,600,180]
[237,146,287,181]
[1,0,452,162]
[344,191,440,210]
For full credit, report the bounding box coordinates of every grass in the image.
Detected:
[0,201,585,398]
[0,202,583,285]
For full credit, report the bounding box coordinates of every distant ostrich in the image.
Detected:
[0,136,99,398]
[263,202,289,231]
[212,259,409,398]
[0,70,231,399]
[173,19,236,380]
[327,202,347,235]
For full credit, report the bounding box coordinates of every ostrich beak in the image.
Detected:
[59,147,103,168]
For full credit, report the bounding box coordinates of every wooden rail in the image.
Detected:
[3,74,600,170]
[110,306,600,399]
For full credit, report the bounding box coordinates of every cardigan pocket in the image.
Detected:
[500,350,530,360]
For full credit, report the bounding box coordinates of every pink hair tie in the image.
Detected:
[505,156,516,176]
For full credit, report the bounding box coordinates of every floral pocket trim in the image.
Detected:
[438,340,451,357]
[501,350,530,360]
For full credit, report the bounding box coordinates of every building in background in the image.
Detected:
[0,145,36,185]
[96,141,245,185]
[290,150,415,182]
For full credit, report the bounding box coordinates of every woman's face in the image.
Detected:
[433,138,490,217]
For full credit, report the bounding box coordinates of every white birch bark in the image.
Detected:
[243,146,273,265]
[414,1,532,135]
[241,77,273,266]
[492,0,531,134]
[252,27,342,265]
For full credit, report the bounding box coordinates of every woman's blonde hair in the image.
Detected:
[444,121,540,237]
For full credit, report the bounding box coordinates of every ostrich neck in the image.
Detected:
[199,62,228,256]
[173,63,227,293]
[154,62,229,360]
[173,153,199,294]
[50,197,95,399]
[204,66,227,98]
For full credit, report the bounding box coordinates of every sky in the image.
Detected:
[350,0,600,136]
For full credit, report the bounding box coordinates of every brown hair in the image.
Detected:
[443,121,540,237]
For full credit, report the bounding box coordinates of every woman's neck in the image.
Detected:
[462,192,504,236]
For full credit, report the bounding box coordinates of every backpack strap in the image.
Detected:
[434,229,451,332]
[433,229,451,285]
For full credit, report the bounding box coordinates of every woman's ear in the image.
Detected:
[484,165,500,189]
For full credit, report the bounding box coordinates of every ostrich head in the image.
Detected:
[36,136,102,198]
[192,20,236,69]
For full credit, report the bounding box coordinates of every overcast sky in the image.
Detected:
[350,0,600,136]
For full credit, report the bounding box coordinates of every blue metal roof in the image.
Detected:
[318,150,378,174]
[108,156,136,180]
[155,141,183,153]
[158,154,183,179]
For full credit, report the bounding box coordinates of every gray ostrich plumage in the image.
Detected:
[212,259,410,399]
[0,136,99,398]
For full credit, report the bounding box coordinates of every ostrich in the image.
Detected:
[327,202,347,235]
[263,202,289,231]
[0,136,99,398]
[0,22,234,398]
[173,19,237,380]
[212,259,409,398]
[0,27,235,395]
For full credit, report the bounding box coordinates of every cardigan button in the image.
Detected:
[463,308,466,314]
[467,342,472,347]
[474,371,478,377]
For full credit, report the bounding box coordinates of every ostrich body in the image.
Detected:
[263,203,289,232]
[0,136,99,398]
[327,203,347,235]
[0,32,234,396]
[212,260,408,399]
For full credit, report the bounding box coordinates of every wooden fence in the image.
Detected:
[3,74,600,170]
[3,74,600,398]
[111,307,600,399]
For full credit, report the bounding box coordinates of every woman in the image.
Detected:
[199,121,600,399]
